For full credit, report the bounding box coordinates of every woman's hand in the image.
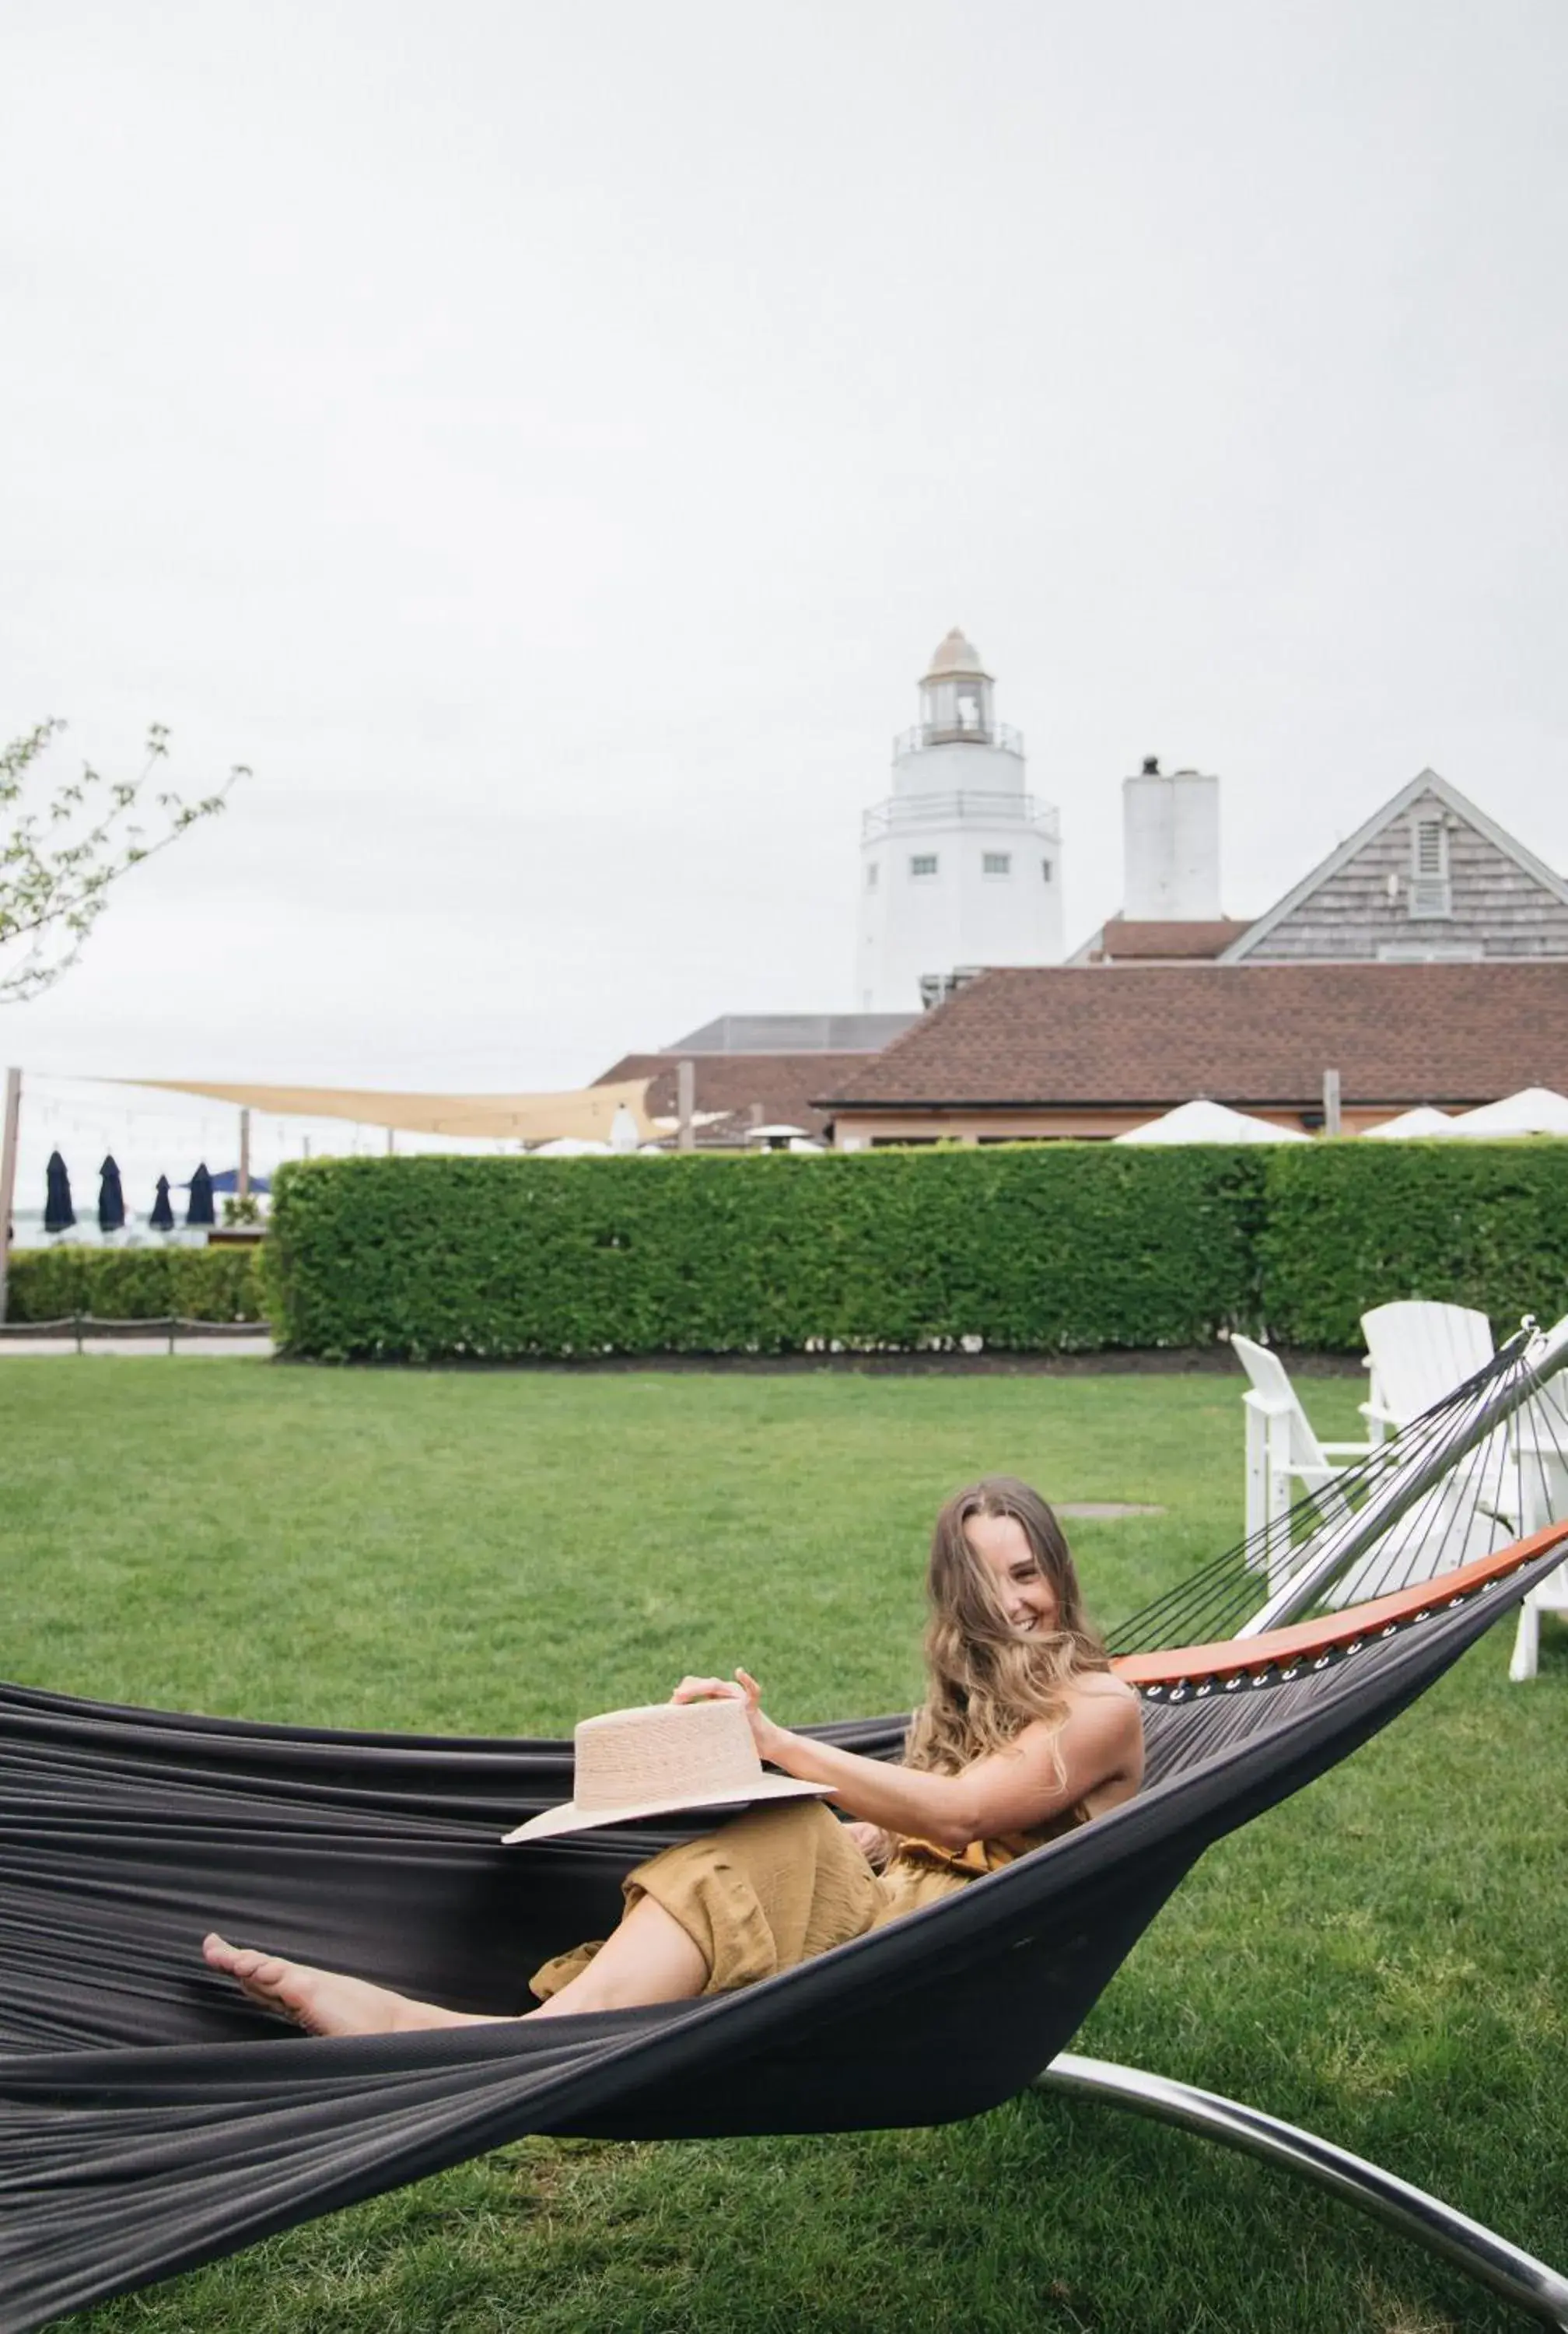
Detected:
[842,1821,894,1870]
[670,1667,785,1761]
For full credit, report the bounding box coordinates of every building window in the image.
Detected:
[909,853,939,878]
[1041,859,1053,883]
[982,851,1011,877]
[865,861,879,890]
[1409,817,1451,918]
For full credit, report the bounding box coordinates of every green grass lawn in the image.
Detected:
[4,1359,1565,2334]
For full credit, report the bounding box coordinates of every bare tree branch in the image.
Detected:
[1,722,247,1002]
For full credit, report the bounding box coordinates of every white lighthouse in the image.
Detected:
[856,629,1062,1010]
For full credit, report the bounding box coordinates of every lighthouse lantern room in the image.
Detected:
[919,630,994,742]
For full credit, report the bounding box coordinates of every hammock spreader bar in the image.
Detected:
[0,1527,1563,2334]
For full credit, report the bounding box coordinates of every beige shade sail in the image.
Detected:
[120,1078,657,1144]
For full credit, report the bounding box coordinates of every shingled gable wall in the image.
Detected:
[1225,775,1568,963]
[814,961,1568,1144]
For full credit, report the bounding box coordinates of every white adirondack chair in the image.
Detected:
[1360,1300,1568,1620]
[1230,1312,1568,1626]
[1509,1372,1568,1680]
[1230,1337,1376,1575]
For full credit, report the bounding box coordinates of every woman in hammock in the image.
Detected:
[203,1476,1144,2034]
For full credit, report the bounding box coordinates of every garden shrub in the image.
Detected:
[5,1244,268,1324]
[24,1144,1558,1359]
[1258,1141,1568,1349]
[264,1148,1270,1362]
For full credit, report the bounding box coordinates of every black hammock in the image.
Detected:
[2,1337,1566,2334]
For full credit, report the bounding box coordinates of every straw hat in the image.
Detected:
[502,1698,835,1844]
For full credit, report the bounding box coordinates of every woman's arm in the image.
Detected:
[672,1670,1143,1852]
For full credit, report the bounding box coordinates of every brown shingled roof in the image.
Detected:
[1096,916,1255,961]
[816,962,1568,1110]
[595,1053,872,1140]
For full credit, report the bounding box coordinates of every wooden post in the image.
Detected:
[677,1059,696,1153]
[386,1126,395,1155]
[0,1068,20,1326]
[238,1108,251,1198]
[1322,1068,1342,1138]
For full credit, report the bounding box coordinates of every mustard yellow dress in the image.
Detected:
[529,1795,1088,2002]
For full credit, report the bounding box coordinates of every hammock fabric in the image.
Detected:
[0,1523,1563,2334]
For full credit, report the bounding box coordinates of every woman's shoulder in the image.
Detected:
[1008,1671,1140,1750]
[1066,1670,1140,1712]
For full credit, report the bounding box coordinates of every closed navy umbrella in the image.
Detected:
[98,1155,126,1235]
[149,1176,175,1232]
[44,1151,75,1234]
[184,1163,215,1228]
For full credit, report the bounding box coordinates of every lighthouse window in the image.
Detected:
[865,862,880,890]
[1041,859,1053,883]
[982,852,1011,878]
[909,853,939,878]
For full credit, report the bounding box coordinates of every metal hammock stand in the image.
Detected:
[1043,1312,1568,2329]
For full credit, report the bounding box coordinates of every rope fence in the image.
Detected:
[0,1316,273,1352]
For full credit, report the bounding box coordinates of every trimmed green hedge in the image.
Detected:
[1258,1142,1568,1349]
[5,1245,268,1324]
[263,1141,1568,1364]
[264,1148,1270,1362]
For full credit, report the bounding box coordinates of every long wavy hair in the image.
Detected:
[903,1476,1111,1779]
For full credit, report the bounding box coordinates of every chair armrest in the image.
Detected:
[1358,1401,1399,1430]
[1320,1440,1377,1458]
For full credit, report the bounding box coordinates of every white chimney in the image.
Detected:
[1122,759,1221,920]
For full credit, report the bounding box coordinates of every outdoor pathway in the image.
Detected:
[0,1337,275,1359]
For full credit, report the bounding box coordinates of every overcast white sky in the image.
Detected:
[5,0,1566,1103]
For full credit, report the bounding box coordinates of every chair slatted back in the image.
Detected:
[1229,1334,1328,1473]
[1360,1301,1494,1427]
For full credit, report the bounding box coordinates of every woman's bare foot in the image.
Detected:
[201,1933,497,2036]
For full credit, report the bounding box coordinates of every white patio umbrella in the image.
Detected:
[530,1137,614,1157]
[745,1123,824,1152]
[1447,1086,1568,1137]
[1115,1099,1311,1145]
[1361,1106,1459,1140]
[609,1105,641,1154]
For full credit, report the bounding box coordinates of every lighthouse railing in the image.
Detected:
[861,790,1060,843]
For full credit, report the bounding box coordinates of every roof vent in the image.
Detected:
[1142,755,1160,776]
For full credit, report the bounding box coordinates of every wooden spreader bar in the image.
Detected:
[1111,1516,1568,1690]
